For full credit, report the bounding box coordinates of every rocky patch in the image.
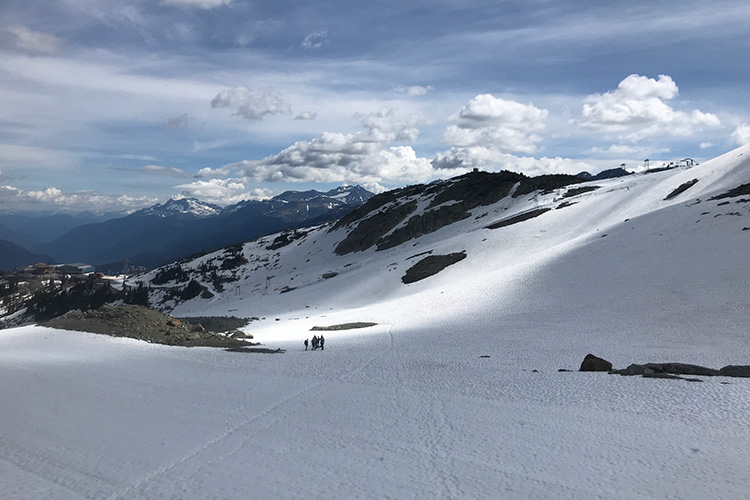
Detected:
[664,178,699,200]
[42,304,255,348]
[486,208,551,229]
[402,252,467,284]
[310,322,378,331]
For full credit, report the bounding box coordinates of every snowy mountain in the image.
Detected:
[132,197,222,218]
[37,186,374,270]
[2,146,750,499]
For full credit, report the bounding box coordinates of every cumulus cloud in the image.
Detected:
[395,85,434,96]
[138,165,190,178]
[301,31,329,49]
[0,185,156,213]
[579,74,721,142]
[174,178,271,205]
[231,132,433,185]
[160,0,233,9]
[441,94,548,154]
[211,87,292,121]
[195,165,234,178]
[731,124,750,145]
[432,147,595,177]
[356,107,428,144]
[294,111,318,121]
[2,25,63,54]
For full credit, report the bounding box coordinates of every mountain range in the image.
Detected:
[0,185,374,272]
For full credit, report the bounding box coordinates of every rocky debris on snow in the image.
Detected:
[310,322,377,331]
[719,365,750,377]
[578,357,750,379]
[579,353,613,372]
[610,363,720,377]
[664,178,699,200]
[710,182,750,200]
[42,304,255,348]
[563,185,600,198]
[401,252,467,284]
[486,208,551,230]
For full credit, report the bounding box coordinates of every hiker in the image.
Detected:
[304,338,308,351]
[319,335,325,350]
[311,335,318,350]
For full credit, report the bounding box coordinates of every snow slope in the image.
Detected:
[2,145,750,499]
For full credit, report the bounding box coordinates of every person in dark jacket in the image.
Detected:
[319,335,325,350]
[304,338,309,351]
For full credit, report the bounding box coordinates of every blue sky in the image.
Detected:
[1,0,749,213]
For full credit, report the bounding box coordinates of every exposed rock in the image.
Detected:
[664,178,699,200]
[42,304,254,348]
[512,174,584,198]
[401,252,467,284]
[310,322,377,331]
[377,204,472,251]
[710,182,750,200]
[229,330,254,339]
[334,200,419,255]
[579,353,613,372]
[644,363,720,376]
[486,208,551,230]
[563,185,600,198]
[720,365,750,377]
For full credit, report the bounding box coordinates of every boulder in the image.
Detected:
[720,365,750,378]
[579,354,613,372]
[230,330,254,339]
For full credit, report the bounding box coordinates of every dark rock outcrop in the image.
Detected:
[486,208,551,230]
[664,178,699,200]
[579,353,613,372]
[401,252,467,284]
[720,365,750,377]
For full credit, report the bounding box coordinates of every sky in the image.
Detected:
[1,0,749,214]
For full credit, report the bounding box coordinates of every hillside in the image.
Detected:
[2,145,749,499]
[0,239,55,271]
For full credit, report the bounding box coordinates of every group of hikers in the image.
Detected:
[304,335,325,351]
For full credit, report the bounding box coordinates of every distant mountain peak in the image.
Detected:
[135,198,222,218]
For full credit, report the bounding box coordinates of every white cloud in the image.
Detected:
[211,87,292,121]
[441,94,548,154]
[700,142,714,149]
[195,165,234,178]
[731,124,750,145]
[579,74,720,142]
[355,107,428,144]
[138,165,190,178]
[294,111,318,121]
[395,85,434,96]
[3,25,63,55]
[174,178,271,205]
[160,0,233,9]
[432,146,594,177]
[301,31,329,50]
[0,185,156,213]
[231,132,433,185]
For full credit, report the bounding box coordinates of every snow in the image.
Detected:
[2,145,750,499]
